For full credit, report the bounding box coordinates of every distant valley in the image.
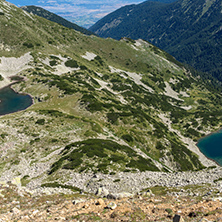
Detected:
[21,6,94,36]
[10,0,178,28]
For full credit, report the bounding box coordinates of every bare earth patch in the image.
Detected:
[81,52,97,61]
[0,52,32,88]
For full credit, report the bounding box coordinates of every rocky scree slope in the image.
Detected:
[89,0,222,82]
[0,0,222,195]
[1,179,222,221]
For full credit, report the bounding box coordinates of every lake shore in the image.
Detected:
[196,129,222,167]
[158,113,217,168]
[0,85,33,116]
[180,136,217,167]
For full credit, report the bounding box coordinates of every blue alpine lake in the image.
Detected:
[197,130,222,166]
[0,86,33,116]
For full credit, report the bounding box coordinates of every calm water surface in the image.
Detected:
[197,130,222,165]
[0,86,33,116]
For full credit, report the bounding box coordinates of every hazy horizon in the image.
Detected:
[9,0,144,28]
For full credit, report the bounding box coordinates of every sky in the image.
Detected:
[9,0,144,28]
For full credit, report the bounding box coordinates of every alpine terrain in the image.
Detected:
[89,0,222,81]
[1,0,222,221]
[21,5,95,36]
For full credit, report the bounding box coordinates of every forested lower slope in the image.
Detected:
[90,0,222,81]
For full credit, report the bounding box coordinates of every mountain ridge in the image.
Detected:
[21,5,95,36]
[89,0,222,81]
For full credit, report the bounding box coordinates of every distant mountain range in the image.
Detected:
[10,0,178,28]
[21,5,95,36]
[89,0,222,81]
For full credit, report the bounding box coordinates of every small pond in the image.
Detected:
[0,86,33,116]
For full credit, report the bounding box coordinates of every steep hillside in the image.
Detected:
[0,0,222,195]
[21,5,95,36]
[89,0,222,81]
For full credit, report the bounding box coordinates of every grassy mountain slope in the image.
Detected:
[89,0,222,81]
[0,0,222,190]
[21,5,95,36]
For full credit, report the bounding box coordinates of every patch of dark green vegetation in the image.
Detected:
[51,138,59,143]
[214,178,222,183]
[111,79,132,91]
[127,156,159,171]
[0,133,8,139]
[107,112,119,124]
[93,55,107,67]
[121,134,134,143]
[35,118,45,125]
[80,94,103,112]
[34,71,96,95]
[10,75,24,81]
[165,208,173,215]
[48,40,54,45]
[65,59,78,68]
[0,74,3,81]
[48,78,77,94]
[90,122,103,133]
[156,141,165,150]
[50,55,60,60]
[107,111,133,124]
[49,139,159,174]
[171,78,192,92]
[108,154,125,163]
[121,89,175,112]
[39,110,78,119]
[49,60,57,66]
[23,42,34,48]
[30,137,40,145]
[170,109,188,124]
